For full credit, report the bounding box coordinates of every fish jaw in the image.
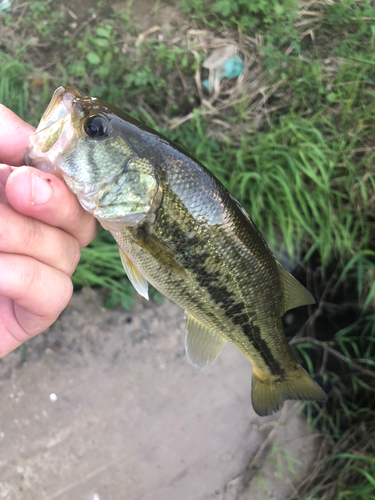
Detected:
[25,86,82,177]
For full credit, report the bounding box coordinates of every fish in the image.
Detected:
[26,86,327,416]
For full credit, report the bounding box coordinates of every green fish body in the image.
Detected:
[26,87,327,416]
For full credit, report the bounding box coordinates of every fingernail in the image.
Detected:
[31,172,53,205]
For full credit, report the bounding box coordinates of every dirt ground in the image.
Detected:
[0,289,321,500]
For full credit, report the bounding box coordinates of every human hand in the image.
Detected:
[0,105,98,357]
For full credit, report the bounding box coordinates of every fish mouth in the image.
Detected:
[35,86,81,136]
[25,86,82,175]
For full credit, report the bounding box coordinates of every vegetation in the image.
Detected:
[1,0,374,497]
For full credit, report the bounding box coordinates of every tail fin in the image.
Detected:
[251,366,327,417]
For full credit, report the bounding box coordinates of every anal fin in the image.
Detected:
[277,261,315,315]
[185,313,226,370]
[119,248,149,300]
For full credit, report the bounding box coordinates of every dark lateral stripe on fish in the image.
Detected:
[216,291,285,376]
[156,214,285,377]
[221,297,285,377]
[239,322,285,377]
[221,287,285,376]
[197,265,285,377]
[179,282,219,324]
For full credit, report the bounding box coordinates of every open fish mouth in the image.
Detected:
[35,86,81,135]
[25,86,81,175]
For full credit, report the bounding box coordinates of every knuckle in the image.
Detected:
[58,236,81,276]
[64,196,85,228]
[0,205,13,244]
[79,219,98,248]
[21,217,43,251]
[55,276,73,312]
[21,257,40,293]
[61,198,98,248]
[0,218,7,246]
[38,271,73,318]
[70,241,81,274]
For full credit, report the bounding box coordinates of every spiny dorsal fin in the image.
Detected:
[276,261,315,315]
[119,248,149,300]
[185,313,226,370]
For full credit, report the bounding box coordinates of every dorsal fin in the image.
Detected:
[119,248,149,300]
[185,313,226,370]
[276,261,315,315]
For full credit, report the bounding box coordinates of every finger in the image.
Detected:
[6,166,98,248]
[0,254,73,357]
[0,296,24,357]
[0,105,35,166]
[0,202,81,276]
[0,164,13,203]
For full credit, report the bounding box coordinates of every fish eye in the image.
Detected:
[84,115,108,139]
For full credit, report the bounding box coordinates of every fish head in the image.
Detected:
[26,86,160,229]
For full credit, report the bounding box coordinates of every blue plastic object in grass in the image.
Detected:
[203,54,243,91]
[0,0,11,11]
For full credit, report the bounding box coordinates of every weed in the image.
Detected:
[181,0,299,32]
[0,54,30,118]
[17,1,66,41]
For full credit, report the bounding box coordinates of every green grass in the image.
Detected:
[335,454,375,500]
[171,113,372,267]
[1,0,375,497]
[0,54,31,119]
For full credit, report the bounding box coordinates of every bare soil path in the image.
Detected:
[0,290,319,500]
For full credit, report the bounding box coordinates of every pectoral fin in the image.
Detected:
[185,313,226,370]
[133,228,187,279]
[119,248,149,300]
[277,262,315,315]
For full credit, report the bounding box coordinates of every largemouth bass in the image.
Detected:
[26,87,327,416]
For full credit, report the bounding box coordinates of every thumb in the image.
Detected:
[6,166,98,248]
[0,105,35,166]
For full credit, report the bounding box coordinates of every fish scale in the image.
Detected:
[26,86,328,416]
[114,180,289,377]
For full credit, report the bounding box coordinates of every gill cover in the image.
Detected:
[26,86,161,228]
